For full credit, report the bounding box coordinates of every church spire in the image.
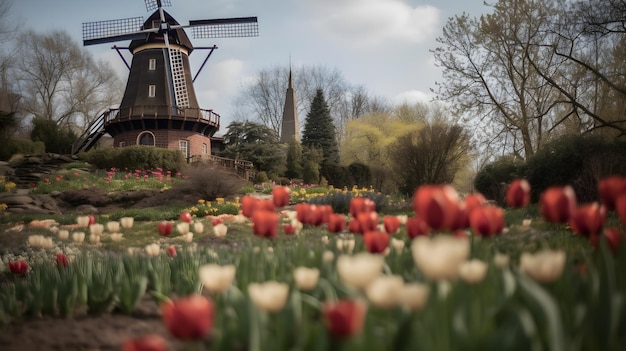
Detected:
[280,64,299,143]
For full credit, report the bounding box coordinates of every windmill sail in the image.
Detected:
[168,48,189,107]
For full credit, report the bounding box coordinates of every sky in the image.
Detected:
[11,0,487,133]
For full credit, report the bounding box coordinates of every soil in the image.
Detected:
[0,294,187,351]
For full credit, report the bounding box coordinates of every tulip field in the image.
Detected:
[1,176,626,351]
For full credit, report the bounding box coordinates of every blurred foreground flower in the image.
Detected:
[323,299,367,339]
[55,253,68,267]
[540,186,576,223]
[365,275,403,309]
[161,294,214,340]
[458,259,488,284]
[519,250,566,283]
[398,282,429,311]
[411,235,470,281]
[120,217,134,228]
[106,221,120,232]
[72,232,85,243]
[293,266,320,291]
[505,179,531,208]
[176,222,190,235]
[383,215,401,234]
[413,184,461,231]
[469,206,504,237]
[110,233,124,242]
[337,252,384,290]
[199,264,236,294]
[252,210,279,238]
[248,281,290,313]
[57,229,69,240]
[363,230,390,254]
[145,243,160,257]
[272,186,291,207]
[598,176,626,211]
[569,202,606,237]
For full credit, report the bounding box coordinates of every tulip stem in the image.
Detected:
[318,278,338,302]
[300,293,322,310]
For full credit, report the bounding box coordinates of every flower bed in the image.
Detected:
[0,178,625,351]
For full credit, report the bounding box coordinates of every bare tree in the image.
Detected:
[233,64,389,143]
[433,0,564,159]
[14,30,122,131]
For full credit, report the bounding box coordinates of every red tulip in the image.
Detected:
[449,202,469,231]
[272,186,291,208]
[88,215,96,225]
[347,218,361,234]
[303,205,324,226]
[363,231,390,254]
[8,260,28,275]
[598,176,626,211]
[158,221,173,236]
[241,196,259,218]
[255,199,276,213]
[383,216,401,234]
[161,294,214,340]
[211,218,223,226]
[327,213,346,233]
[603,228,621,253]
[283,223,296,235]
[323,300,367,339]
[413,184,460,231]
[55,253,68,267]
[357,211,379,233]
[295,203,312,224]
[166,245,177,257]
[252,210,279,238]
[506,179,531,208]
[349,197,376,217]
[179,211,193,223]
[469,205,505,237]
[617,193,626,228]
[317,205,334,224]
[569,203,606,237]
[540,186,577,223]
[464,193,487,213]
[406,216,430,239]
[122,334,169,351]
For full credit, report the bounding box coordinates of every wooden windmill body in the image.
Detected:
[72,0,258,159]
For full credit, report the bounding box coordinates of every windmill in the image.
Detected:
[72,0,258,158]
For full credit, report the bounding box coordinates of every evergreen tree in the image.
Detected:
[302,147,321,185]
[301,89,339,182]
[285,137,303,179]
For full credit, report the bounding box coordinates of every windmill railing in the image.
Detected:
[189,154,255,180]
[103,105,220,127]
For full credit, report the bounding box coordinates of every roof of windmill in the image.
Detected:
[128,10,194,53]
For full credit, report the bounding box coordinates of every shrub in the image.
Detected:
[80,146,186,173]
[0,139,45,161]
[308,188,388,214]
[526,134,626,202]
[175,164,246,200]
[474,155,526,204]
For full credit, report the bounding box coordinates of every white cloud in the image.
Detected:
[304,0,440,47]
[392,89,433,105]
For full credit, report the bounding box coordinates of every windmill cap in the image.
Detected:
[129,9,194,53]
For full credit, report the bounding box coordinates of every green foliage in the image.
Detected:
[307,187,388,214]
[474,155,527,203]
[79,146,186,173]
[348,162,372,188]
[0,138,45,161]
[221,121,286,178]
[284,137,303,179]
[302,147,321,184]
[175,164,246,200]
[30,118,77,154]
[388,122,471,196]
[254,171,270,184]
[525,134,626,202]
[301,89,340,182]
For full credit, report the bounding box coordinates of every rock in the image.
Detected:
[0,195,34,205]
[7,204,57,215]
[75,204,99,214]
[58,188,111,207]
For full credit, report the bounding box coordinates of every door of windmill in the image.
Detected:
[179,140,190,161]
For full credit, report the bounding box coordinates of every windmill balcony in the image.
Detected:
[103,105,220,138]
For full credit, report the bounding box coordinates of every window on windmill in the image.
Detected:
[202,143,207,154]
[148,85,156,97]
[149,59,156,70]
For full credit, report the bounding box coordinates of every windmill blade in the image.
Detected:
[145,0,171,12]
[189,17,259,39]
[82,17,149,46]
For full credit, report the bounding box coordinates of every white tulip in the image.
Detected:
[193,222,204,234]
[398,282,430,311]
[519,250,566,283]
[322,250,335,264]
[145,243,160,257]
[365,275,404,309]
[213,223,228,237]
[337,252,385,290]
[391,238,405,253]
[176,222,190,235]
[411,235,470,281]
[493,253,510,268]
[106,221,120,232]
[109,233,124,242]
[57,229,69,240]
[180,232,194,243]
[199,264,236,294]
[458,259,489,284]
[120,217,134,228]
[28,235,55,250]
[72,232,85,243]
[293,267,320,291]
[248,281,290,313]
[89,223,104,236]
[76,216,90,228]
